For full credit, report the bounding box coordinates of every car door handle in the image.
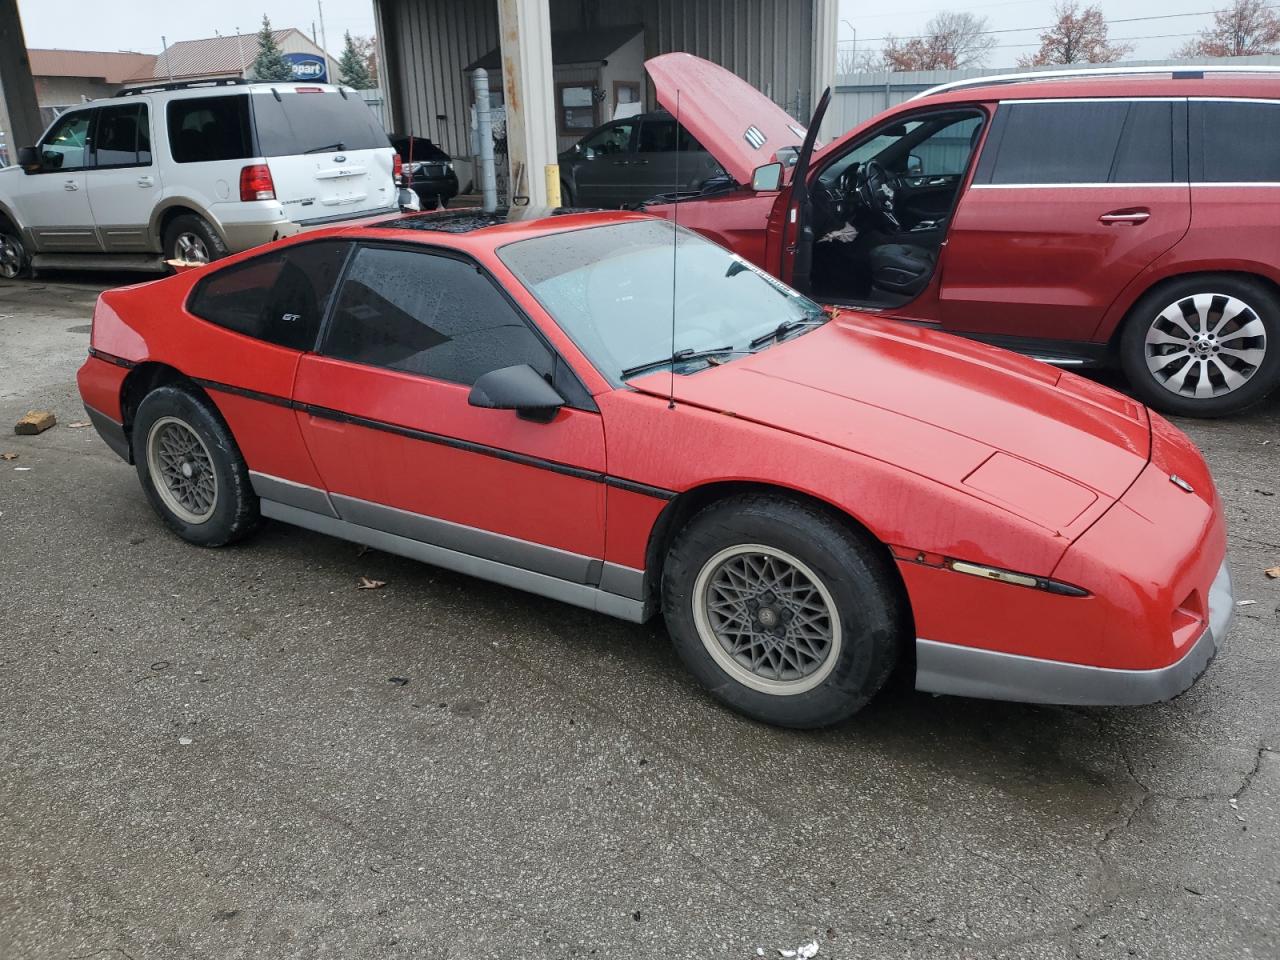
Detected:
[611,160,630,165]
[631,159,649,165]
[1099,209,1150,224]
[64,180,79,191]
[137,176,154,187]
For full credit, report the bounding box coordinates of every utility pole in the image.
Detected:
[161,35,174,81]
[235,28,246,77]
[317,0,329,57]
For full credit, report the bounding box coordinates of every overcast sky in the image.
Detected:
[17,0,1224,65]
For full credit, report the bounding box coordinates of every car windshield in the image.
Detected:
[497,220,826,385]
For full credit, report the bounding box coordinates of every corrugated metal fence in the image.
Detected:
[830,54,1280,134]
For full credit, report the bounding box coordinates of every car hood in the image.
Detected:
[644,52,811,185]
[629,315,1151,535]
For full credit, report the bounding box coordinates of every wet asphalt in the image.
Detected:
[0,274,1277,960]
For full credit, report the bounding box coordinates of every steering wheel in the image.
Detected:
[854,159,902,231]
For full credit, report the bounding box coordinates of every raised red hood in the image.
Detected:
[629,315,1152,537]
[644,52,812,186]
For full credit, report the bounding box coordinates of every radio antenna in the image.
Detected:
[668,89,680,411]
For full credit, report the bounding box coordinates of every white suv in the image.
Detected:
[0,80,400,278]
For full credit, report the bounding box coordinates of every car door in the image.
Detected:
[938,98,1191,343]
[17,108,98,251]
[292,242,608,579]
[86,100,159,252]
[569,121,637,208]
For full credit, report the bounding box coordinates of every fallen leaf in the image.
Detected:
[357,576,386,590]
[67,420,91,429]
[0,452,16,460]
[1266,567,1280,579]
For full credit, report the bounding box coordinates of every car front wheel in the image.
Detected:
[662,495,903,728]
[1120,276,1280,417]
[0,225,28,280]
[131,385,260,546]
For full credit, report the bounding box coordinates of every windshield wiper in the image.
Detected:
[749,316,827,349]
[620,346,743,379]
[304,141,345,154]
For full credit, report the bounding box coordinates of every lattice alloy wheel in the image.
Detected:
[691,543,842,696]
[1143,292,1268,400]
[145,416,218,525]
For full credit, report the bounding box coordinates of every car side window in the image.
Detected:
[322,245,553,386]
[981,101,1174,185]
[188,241,350,351]
[1194,101,1280,182]
[39,111,92,171]
[581,123,634,156]
[167,95,253,164]
[636,120,701,153]
[92,104,151,169]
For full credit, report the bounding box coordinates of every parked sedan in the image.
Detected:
[77,208,1231,728]
[558,111,725,208]
[391,135,459,209]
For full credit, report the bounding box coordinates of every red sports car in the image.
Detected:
[77,208,1233,728]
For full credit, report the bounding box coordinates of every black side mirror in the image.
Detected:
[468,364,564,422]
[17,146,39,172]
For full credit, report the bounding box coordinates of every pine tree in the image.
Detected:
[252,15,293,82]
[338,31,372,88]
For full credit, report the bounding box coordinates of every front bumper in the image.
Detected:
[915,558,1233,705]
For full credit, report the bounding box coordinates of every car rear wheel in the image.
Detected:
[132,385,260,546]
[0,225,28,280]
[662,494,902,728]
[1120,276,1280,417]
[162,213,228,266]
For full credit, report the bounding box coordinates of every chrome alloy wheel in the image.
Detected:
[692,544,841,696]
[1144,293,1268,400]
[0,233,24,279]
[173,231,211,264]
[146,416,218,524]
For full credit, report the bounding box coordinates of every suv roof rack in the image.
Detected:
[910,64,1280,101]
[116,77,248,97]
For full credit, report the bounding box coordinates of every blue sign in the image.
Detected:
[283,52,328,83]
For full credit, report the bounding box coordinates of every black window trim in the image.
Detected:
[185,237,356,352]
[316,239,599,413]
[33,107,96,174]
[88,101,154,171]
[973,96,1189,187]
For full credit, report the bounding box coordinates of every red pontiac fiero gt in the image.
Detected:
[77,209,1233,728]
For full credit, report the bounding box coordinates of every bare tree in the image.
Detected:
[1176,0,1280,57]
[1018,1,1133,66]
[874,12,998,71]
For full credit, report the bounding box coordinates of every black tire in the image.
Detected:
[1119,274,1280,417]
[162,213,228,266]
[0,221,29,280]
[662,495,903,728]
[131,385,260,547]
[559,181,574,207]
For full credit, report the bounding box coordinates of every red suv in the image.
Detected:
[643,56,1280,417]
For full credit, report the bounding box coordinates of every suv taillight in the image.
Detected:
[239,164,275,201]
[393,152,403,185]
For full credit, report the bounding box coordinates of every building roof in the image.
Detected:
[29,49,157,84]
[466,25,642,72]
[148,29,303,83]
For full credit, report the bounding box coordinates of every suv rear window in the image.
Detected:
[1193,100,1280,182]
[979,100,1175,185]
[168,95,253,164]
[252,91,388,157]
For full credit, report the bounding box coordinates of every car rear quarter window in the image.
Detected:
[188,241,350,351]
[1193,100,1280,182]
[167,95,253,164]
[321,246,552,386]
[252,92,388,157]
[980,100,1174,185]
